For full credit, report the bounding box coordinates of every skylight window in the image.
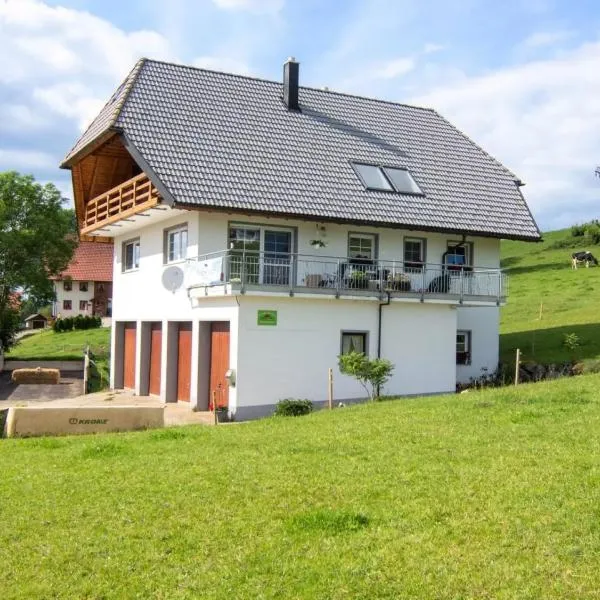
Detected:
[351,162,423,195]
[383,167,422,195]
[352,163,393,191]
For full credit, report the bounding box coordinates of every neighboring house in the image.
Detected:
[24,313,47,330]
[52,242,113,318]
[60,58,540,419]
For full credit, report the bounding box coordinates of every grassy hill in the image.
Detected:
[1,375,600,598]
[6,327,111,391]
[500,227,600,366]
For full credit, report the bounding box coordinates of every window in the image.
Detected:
[79,282,88,292]
[456,331,471,365]
[348,233,376,260]
[123,238,140,272]
[63,280,72,291]
[352,163,393,191]
[404,238,425,270]
[382,167,422,195]
[446,242,473,270]
[164,225,188,263]
[351,162,423,195]
[341,331,368,355]
[79,300,88,311]
[98,284,105,293]
[63,300,72,310]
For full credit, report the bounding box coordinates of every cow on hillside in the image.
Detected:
[571,251,599,269]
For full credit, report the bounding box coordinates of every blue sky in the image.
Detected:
[2,0,600,230]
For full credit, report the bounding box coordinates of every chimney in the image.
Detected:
[283,57,299,111]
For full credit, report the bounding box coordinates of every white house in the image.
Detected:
[61,58,540,419]
[52,242,113,319]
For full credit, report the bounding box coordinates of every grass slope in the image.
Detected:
[6,328,111,391]
[2,375,600,599]
[501,228,600,364]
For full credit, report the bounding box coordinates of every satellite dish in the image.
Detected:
[161,266,184,293]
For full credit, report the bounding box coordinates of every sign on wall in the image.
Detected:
[257,310,278,326]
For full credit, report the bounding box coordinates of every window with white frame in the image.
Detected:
[79,282,88,292]
[341,331,368,355]
[123,238,140,272]
[63,280,72,291]
[164,224,188,263]
[456,330,471,365]
[404,238,425,270]
[348,233,376,260]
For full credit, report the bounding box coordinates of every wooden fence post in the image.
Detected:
[514,348,521,386]
[328,368,333,410]
[212,390,218,425]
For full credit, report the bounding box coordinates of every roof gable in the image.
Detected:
[55,242,114,282]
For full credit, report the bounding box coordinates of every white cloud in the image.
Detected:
[374,57,415,79]
[412,40,600,229]
[423,43,445,54]
[522,30,574,48]
[0,0,175,130]
[193,56,251,75]
[0,148,56,171]
[211,0,283,13]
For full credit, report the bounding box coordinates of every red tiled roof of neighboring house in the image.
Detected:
[54,242,113,282]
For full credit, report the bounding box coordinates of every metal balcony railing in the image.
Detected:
[186,250,508,303]
[81,173,160,234]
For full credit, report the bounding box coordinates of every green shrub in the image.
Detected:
[563,332,581,352]
[53,315,102,333]
[274,398,314,417]
[571,223,586,237]
[338,351,394,401]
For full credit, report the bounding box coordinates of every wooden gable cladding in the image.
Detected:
[70,134,141,233]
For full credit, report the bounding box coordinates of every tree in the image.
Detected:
[338,351,394,401]
[0,171,76,351]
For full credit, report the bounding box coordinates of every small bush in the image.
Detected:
[274,398,313,417]
[571,224,586,237]
[563,332,581,352]
[53,315,102,333]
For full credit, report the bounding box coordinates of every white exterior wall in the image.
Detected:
[53,280,95,317]
[109,207,501,417]
[234,295,457,418]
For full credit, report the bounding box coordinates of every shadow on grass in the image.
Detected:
[501,323,600,364]
[503,262,572,275]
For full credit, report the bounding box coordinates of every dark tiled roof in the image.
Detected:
[63,59,541,240]
[53,242,113,282]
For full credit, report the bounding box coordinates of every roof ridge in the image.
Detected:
[142,58,436,114]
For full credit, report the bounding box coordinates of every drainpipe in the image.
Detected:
[376,291,391,398]
[377,291,391,359]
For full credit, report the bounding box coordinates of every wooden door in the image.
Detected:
[177,323,192,402]
[123,322,136,389]
[149,323,162,396]
[209,322,230,409]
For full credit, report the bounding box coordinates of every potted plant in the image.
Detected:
[309,239,327,249]
[386,273,411,292]
[214,405,229,423]
[349,270,369,289]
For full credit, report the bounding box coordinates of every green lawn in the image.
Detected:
[2,375,600,598]
[500,228,600,365]
[7,327,110,361]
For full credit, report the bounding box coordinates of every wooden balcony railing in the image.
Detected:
[81,173,160,234]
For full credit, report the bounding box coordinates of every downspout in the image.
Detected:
[376,291,391,398]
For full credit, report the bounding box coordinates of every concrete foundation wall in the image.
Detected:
[3,360,83,372]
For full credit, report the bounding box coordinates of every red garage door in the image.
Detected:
[177,323,192,402]
[209,322,230,410]
[123,322,136,390]
[149,323,162,396]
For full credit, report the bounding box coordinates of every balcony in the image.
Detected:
[81,173,160,235]
[185,251,508,305]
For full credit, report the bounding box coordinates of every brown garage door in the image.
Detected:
[149,323,162,396]
[123,322,136,390]
[209,322,230,410]
[177,323,192,402]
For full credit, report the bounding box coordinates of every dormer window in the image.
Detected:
[351,162,423,195]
